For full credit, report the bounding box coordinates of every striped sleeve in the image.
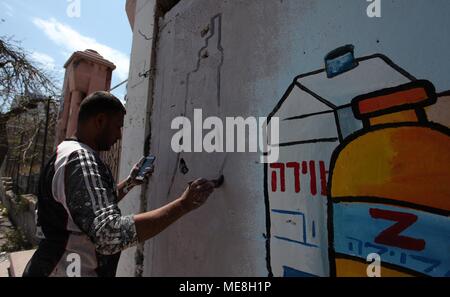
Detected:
[64,149,138,255]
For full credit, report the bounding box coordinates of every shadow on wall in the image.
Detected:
[265,45,450,277]
[158,0,182,14]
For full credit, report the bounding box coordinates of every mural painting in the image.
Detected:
[264,45,450,277]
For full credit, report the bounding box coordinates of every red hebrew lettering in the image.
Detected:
[287,162,301,193]
[270,163,286,192]
[309,161,317,196]
[301,161,308,174]
[271,171,277,192]
[320,161,328,196]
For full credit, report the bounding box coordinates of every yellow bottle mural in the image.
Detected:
[329,80,450,277]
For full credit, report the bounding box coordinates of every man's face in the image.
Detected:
[96,112,124,151]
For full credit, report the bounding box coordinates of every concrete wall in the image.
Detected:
[117,0,157,277]
[122,0,450,277]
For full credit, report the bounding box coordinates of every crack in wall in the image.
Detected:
[184,14,224,109]
[138,28,154,41]
[133,1,164,278]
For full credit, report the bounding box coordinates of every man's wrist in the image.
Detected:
[176,198,191,215]
[124,177,135,192]
[128,175,137,185]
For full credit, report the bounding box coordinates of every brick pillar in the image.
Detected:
[66,90,85,139]
[55,50,116,145]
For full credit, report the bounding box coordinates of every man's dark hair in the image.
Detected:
[78,91,126,123]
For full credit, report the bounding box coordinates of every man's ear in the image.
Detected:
[94,113,108,129]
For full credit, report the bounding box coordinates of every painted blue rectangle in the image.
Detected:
[333,202,450,277]
[271,209,319,248]
[283,266,318,277]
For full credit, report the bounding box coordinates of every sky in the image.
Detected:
[0,0,132,100]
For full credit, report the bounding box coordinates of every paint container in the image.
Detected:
[329,80,450,277]
[265,45,418,277]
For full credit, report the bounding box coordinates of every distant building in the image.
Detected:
[55,49,116,145]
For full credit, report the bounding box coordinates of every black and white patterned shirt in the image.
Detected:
[24,139,138,277]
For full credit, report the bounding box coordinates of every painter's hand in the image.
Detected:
[179,178,215,212]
